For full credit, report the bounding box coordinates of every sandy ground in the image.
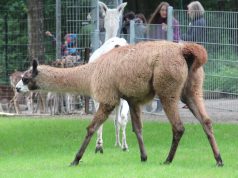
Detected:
[142,99,238,123]
[1,99,237,124]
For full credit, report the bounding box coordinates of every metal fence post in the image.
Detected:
[4,14,8,84]
[129,20,135,44]
[167,6,173,41]
[56,0,61,59]
[117,0,123,5]
[91,0,100,52]
[117,0,123,37]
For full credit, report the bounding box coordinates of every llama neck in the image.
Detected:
[104,17,120,41]
[36,64,94,95]
[105,30,118,41]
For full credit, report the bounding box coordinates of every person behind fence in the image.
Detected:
[45,31,79,57]
[147,2,180,112]
[148,1,180,42]
[121,11,136,35]
[134,13,147,39]
[182,1,206,43]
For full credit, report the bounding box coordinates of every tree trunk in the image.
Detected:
[27,0,44,64]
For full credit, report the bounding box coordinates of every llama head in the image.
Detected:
[99,1,127,40]
[16,59,39,93]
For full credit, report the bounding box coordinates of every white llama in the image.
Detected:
[91,1,129,152]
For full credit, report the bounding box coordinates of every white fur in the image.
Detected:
[92,2,129,152]
[89,37,128,63]
[16,80,29,93]
[99,1,127,41]
[114,99,129,150]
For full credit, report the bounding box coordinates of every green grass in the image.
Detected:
[0,116,238,178]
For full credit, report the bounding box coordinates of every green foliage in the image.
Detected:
[0,117,238,178]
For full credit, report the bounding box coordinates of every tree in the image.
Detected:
[27,0,44,64]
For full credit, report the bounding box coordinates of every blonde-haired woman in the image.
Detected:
[182,1,206,42]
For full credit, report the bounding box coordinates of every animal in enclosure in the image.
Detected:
[9,71,33,114]
[90,1,130,152]
[9,71,45,114]
[99,1,127,41]
[47,58,79,115]
[90,37,129,152]
[0,85,14,112]
[16,41,223,167]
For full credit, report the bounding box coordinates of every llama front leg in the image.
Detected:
[128,102,147,161]
[95,125,104,153]
[94,100,104,153]
[114,106,121,147]
[120,100,129,151]
[71,103,115,166]
[121,123,128,151]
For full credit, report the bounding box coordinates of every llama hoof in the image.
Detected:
[95,146,103,154]
[122,147,128,152]
[121,145,128,151]
[216,155,224,167]
[70,160,79,166]
[163,160,171,165]
[216,161,224,167]
[141,155,147,162]
[115,142,121,147]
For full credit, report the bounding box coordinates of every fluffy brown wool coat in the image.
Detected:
[34,41,206,106]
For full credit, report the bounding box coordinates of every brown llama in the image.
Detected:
[15,41,223,167]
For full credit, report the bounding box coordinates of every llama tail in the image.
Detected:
[182,42,207,71]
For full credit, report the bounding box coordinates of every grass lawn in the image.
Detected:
[0,116,238,178]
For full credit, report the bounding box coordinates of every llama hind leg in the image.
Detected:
[128,102,147,161]
[71,103,115,166]
[182,93,223,166]
[182,68,223,166]
[160,96,185,164]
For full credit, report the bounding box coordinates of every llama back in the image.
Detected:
[91,41,188,105]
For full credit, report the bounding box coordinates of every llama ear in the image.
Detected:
[117,2,127,15]
[98,1,108,16]
[32,59,38,76]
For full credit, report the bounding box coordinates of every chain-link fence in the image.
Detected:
[0,2,237,118]
[129,8,238,117]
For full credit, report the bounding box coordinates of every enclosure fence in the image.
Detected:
[129,9,238,115]
[0,1,237,117]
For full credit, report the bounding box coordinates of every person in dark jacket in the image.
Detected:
[182,1,206,43]
[134,13,147,40]
[121,11,136,34]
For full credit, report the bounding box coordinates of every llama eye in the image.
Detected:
[22,77,29,84]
